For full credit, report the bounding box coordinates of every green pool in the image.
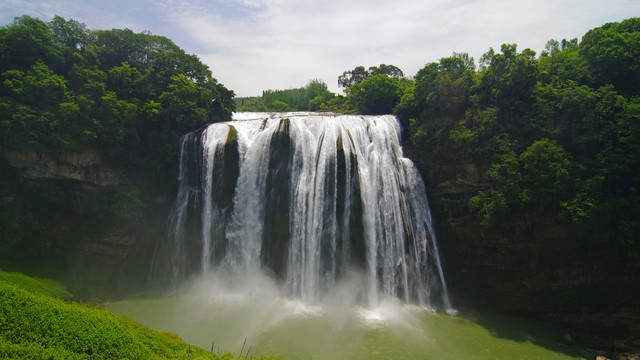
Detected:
[106,276,592,360]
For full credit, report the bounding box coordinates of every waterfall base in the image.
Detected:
[109,273,590,360]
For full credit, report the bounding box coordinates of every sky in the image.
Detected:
[1,0,639,97]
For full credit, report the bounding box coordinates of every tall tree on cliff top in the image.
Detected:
[338,64,404,88]
[338,64,406,115]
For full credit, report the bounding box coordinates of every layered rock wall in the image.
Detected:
[4,150,123,187]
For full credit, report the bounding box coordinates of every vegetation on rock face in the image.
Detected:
[313,18,639,258]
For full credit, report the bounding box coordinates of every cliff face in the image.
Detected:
[4,150,124,187]
[0,149,165,298]
[423,160,640,353]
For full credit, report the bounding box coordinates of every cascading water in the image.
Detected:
[153,112,453,312]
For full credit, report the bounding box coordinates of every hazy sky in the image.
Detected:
[1,0,638,96]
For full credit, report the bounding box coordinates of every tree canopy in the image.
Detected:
[396,17,640,255]
[328,18,640,256]
[338,64,404,88]
[0,15,235,186]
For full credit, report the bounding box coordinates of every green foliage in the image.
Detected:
[470,189,507,228]
[519,138,572,206]
[0,269,71,299]
[486,140,523,206]
[469,138,573,226]
[580,17,640,94]
[336,64,407,115]
[345,74,402,115]
[236,79,335,112]
[478,44,540,140]
[0,14,234,261]
[0,15,235,193]
[270,100,291,112]
[449,121,478,147]
[404,18,640,254]
[560,176,602,224]
[0,278,274,360]
[338,63,404,88]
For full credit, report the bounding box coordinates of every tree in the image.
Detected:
[478,44,539,141]
[0,16,62,72]
[338,64,404,88]
[238,79,331,112]
[345,74,401,115]
[538,40,590,85]
[580,17,640,94]
[338,65,368,88]
[412,53,475,119]
[369,64,404,79]
[47,16,92,74]
[520,138,572,206]
[402,53,477,155]
[0,15,235,190]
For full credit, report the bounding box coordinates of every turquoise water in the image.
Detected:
[106,275,591,360]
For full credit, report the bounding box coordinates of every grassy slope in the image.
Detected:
[0,270,276,360]
[0,269,72,300]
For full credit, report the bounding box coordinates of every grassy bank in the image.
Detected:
[0,270,277,359]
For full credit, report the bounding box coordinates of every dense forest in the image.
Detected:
[0,15,235,184]
[400,19,640,258]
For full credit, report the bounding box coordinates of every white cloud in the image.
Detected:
[167,0,639,96]
[3,0,639,96]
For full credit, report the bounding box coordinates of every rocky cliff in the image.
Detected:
[4,149,124,187]
[419,158,640,355]
[0,149,165,298]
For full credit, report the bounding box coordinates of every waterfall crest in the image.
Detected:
[154,112,453,311]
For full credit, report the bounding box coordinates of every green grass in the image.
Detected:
[0,269,72,300]
[0,271,279,360]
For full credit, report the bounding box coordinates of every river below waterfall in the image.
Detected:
[106,273,591,360]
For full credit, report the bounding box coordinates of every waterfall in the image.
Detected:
[156,112,453,311]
